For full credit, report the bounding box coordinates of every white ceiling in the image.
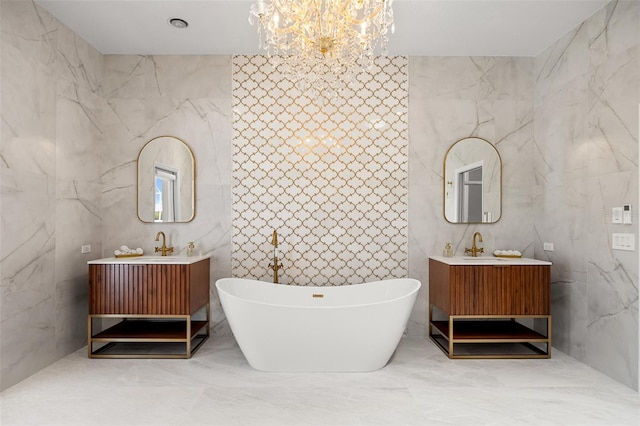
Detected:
[35,0,610,57]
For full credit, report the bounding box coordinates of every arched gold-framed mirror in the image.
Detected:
[137,136,196,223]
[443,137,501,223]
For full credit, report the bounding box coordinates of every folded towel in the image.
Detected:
[114,246,144,256]
[494,249,522,256]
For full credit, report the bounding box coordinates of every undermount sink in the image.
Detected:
[460,256,505,261]
[429,255,551,267]
[88,255,211,265]
[127,256,186,263]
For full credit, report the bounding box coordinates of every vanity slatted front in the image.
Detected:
[88,257,210,358]
[429,257,551,359]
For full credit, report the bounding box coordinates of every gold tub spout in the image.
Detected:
[154,231,174,256]
[268,230,283,283]
[465,232,484,257]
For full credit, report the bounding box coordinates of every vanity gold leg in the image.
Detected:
[186,315,192,358]
[206,302,211,340]
[449,316,454,358]
[547,315,552,358]
[87,315,92,358]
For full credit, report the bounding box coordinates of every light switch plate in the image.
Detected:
[612,207,623,224]
[81,244,91,254]
[612,233,635,251]
[543,242,554,251]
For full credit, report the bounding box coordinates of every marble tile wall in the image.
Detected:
[533,0,639,390]
[1,2,234,391]
[407,56,535,336]
[0,1,103,390]
[101,55,233,335]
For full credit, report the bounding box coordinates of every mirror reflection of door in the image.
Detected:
[443,137,501,224]
[458,165,483,222]
[154,164,180,222]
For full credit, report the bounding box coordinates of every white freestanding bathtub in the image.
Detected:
[215,278,421,372]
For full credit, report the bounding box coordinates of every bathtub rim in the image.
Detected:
[215,277,421,310]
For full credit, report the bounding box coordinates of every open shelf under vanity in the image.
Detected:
[429,316,551,359]
[88,313,209,358]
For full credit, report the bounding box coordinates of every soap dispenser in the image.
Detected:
[187,242,195,256]
[443,242,453,257]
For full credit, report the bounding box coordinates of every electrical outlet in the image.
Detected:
[543,242,554,251]
[81,244,91,254]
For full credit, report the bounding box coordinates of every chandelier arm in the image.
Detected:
[269,0,320,50]
[348,4,384,27]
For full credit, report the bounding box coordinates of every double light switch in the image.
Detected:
[612,205,632,224]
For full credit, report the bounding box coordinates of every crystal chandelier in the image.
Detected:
[249,0,395,98]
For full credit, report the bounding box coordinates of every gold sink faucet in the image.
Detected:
[465,232,484,257]
[154,231,174,256]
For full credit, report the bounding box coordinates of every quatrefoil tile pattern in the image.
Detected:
[232,55,408,285]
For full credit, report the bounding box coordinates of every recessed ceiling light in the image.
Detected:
[168,18,189,29]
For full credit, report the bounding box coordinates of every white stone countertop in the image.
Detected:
[88,254,211,265]
[429,255,551,266]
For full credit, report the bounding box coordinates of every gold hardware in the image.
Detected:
[312,294,324,298]
[154,231,174,256]
[268,230,283,283]
[464,232,484,257]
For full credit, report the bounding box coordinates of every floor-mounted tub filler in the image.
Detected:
[215,278,421,372]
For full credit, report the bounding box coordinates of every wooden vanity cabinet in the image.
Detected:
[429,258,551,359]
[88,258,210,358]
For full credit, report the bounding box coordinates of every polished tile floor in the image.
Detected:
[1,336,638,426]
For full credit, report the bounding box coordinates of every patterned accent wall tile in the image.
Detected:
[232,55,408,285]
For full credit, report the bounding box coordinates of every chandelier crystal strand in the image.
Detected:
[249,0,395,99]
